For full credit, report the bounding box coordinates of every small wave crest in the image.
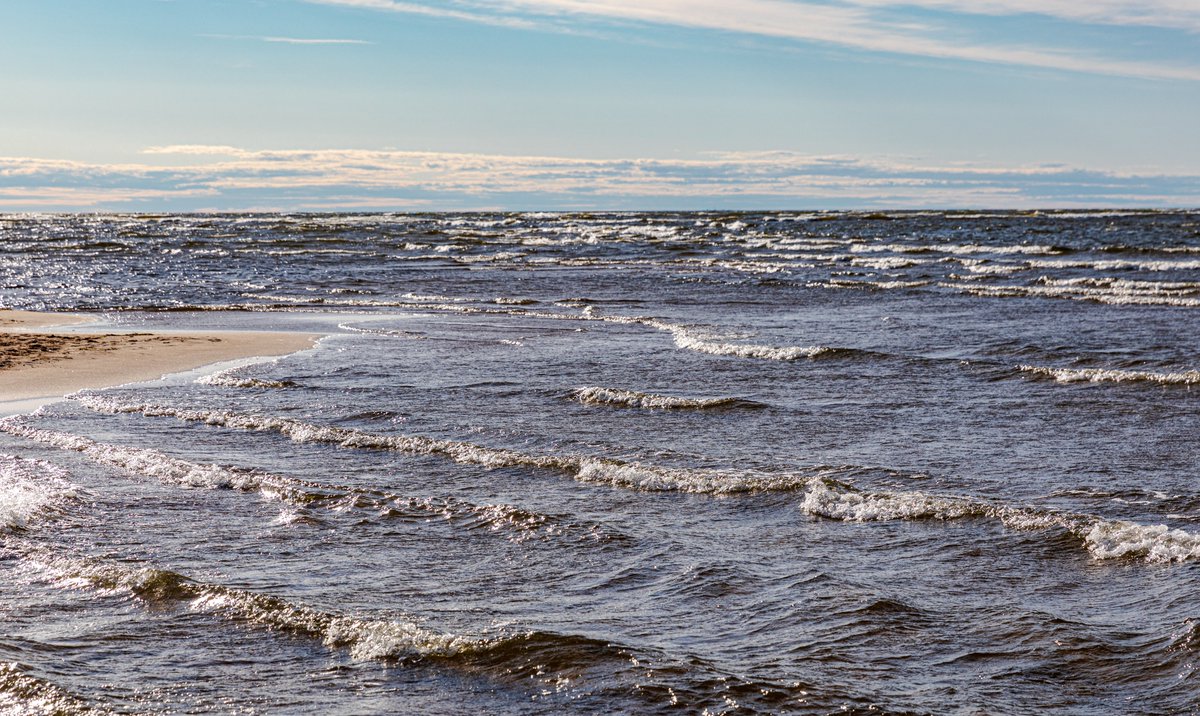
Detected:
[25,551,478,662]
[18,549,838,713]
[943,281,1200,308]
[570,386,763,410]
[1016,365,1200,385]
[799,481,1200,564]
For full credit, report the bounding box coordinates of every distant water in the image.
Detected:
[2,210,1200,714]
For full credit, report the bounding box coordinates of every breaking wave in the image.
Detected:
[1016,365,1200,385]
[0,419,592,542]
[799,481,1200,564]
[0,454,79,533]
[570,387,765,410]
[849,242,1064,256]
[942,281,1200,307]
[72,395,834,494]
[63,397,1200,563]
[13,548,850,714]
[23,550,480,662]
[248,293,845,362]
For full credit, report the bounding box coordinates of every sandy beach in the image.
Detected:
[0,310,318,403]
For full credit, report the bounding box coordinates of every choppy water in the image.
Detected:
[2,210,1200,714]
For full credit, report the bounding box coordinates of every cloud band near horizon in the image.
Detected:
[0,145,1196,211]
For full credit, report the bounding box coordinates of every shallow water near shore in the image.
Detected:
[2,210,1200,714]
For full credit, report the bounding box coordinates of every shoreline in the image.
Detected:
[0,310,319,409]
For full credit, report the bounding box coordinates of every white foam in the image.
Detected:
[0,420,562,539]
[850,243,1061,256]
[798,481,977,521]
[797,481,1200,564]
[665,328,831,361]
[196,372,295,389]
[0,455,78,532]
[1017,365,1200,385]
[248,293,841,362]
[571,386,746,410]
[26,552,477,662]
[1084,521,1200,563]
[940,281,1200,307]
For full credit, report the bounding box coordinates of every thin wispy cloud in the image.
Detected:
[842,0,1200,33]
[262,35,373,44]
[201,33,373,45]
[306,0,1200,80]
[0,145,1195,210]
[304,0,545,30]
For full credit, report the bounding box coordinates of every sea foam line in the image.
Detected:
[0,420,578,541]
[1016,365,1200,385]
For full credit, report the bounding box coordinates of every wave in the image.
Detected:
[799,481,1200,564]
[66,397,1200,564]
[936,280,1200,305]
[1016,365,1200,385]
[17,550,846,713]
[336,322,426,340]
[0,662,107,716]
[23,550,478,662]
[247,293,846,362]
[0,454,79,533]
[667,329,833,360]
[570,387,765,410]
[1026,258,1200,272]
[72,396,834,494]
[0,420,593,543]
[849,242,1064,256]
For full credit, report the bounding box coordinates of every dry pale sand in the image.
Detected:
[0,310,318,402]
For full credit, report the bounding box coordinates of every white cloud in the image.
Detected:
[305,0,1200,81]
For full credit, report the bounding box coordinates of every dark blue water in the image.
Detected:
[2,210,1200,714]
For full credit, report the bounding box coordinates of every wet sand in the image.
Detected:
[0,310,318,402]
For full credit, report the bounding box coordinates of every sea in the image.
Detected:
[1,210,1199,715]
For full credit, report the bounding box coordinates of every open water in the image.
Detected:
[1,210,1200,714]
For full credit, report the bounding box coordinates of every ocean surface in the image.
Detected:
[2,210,1200,715]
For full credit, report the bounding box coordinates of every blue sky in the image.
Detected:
[1,0,1197,210]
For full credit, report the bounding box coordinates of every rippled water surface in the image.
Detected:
[2,211,1200,714]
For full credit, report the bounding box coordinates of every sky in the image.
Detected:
[0,0,1197,210]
